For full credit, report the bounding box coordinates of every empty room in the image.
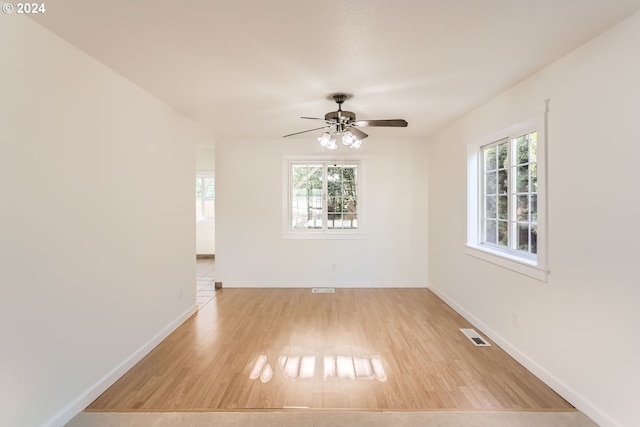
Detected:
[2,1,640,427]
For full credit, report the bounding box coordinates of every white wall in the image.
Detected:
[0,18,197,427]
[216,137,428,288]
[427,11,640,427]
[196,146,215,254]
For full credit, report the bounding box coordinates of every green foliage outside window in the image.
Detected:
[291,163,358,230]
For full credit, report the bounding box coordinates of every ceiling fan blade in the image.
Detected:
[348,126,368,140]
[301,116,327,121]
[353,119,408,127]
[283,125,332,138]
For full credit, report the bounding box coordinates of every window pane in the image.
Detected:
[195,178,202,200]
[345,206,356,229]
[517,166,529,192]
[531,194,537,222]
[498,169,508,194]
[343,195,357,214]
[529,132,538,163]
[327,197,340,214]
[341,167,357,196]
[485,220,497,244]
[290,162,358,232]
[485,146,497,171]
[473,129,540,263]
[517,223,529,252]
[309,206,323,229]
[485,196,497,219]
[327,166,342,182]
[531,225,538,254]
[310,177,322,190]
[328,192,347,229]
[310,167,322,182]
[516,136,529,164]
[204,201,214,221]
[328,212,342,229]
[345,166,357,181]
[292,197,310,229]
[328,180,342,197]
[196,176,215,221]
[342,166,357,179]
[497,143,508,169]
[498,221,508,246]
[203,178,215,199]
[486,171,497,194]
[203,178,215,220]
[293,165,309,181]
[292,204,323,229]
[531,163,538,192]
[195,178,202,220]
[498,195,508,220]
[310,188,322,199]
[292,164,324,230]
[343,180,357,196]
[311,193,323,209]
[293,165,322,187]
[517,195,529,221]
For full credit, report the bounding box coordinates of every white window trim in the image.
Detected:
[281,155,367,240]
[466,102,549,281]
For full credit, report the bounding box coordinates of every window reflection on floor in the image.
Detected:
[250,353,387,383]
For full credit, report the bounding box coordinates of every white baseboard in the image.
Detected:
[428,283,619,427]
[222,281,428,288]
[48,303,197,427]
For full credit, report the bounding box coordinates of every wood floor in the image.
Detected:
[88,288,573,412]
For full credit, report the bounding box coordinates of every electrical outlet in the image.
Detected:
[179,288,183,300]
[332,263,336,270]
[511,311,519,327]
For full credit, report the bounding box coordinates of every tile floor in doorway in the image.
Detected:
[196,257,216,309]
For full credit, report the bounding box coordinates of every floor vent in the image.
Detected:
[460,328,491,347]
[312,287,335,294]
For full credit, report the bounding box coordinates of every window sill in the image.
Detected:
[282,232,368,240]
[464,245,547,282]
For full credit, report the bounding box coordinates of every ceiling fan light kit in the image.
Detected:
[283,94,408,150]
[316,130,362,150]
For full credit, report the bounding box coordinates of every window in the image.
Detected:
[284,160,363,238]
[466,107,547,281]
[196,172,214,222]
[482,132,537,257]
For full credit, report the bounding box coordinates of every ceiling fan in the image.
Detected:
[283,93,408,149]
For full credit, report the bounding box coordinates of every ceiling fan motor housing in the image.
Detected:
[325,93,356,128]
[324,110,356,123]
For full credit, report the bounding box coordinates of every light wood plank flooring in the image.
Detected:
[88,288,573,412]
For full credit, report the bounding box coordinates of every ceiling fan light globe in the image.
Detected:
[317,132,332,146]
[341,131,354,146]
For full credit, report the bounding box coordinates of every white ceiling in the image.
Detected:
[32,0,640,141]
